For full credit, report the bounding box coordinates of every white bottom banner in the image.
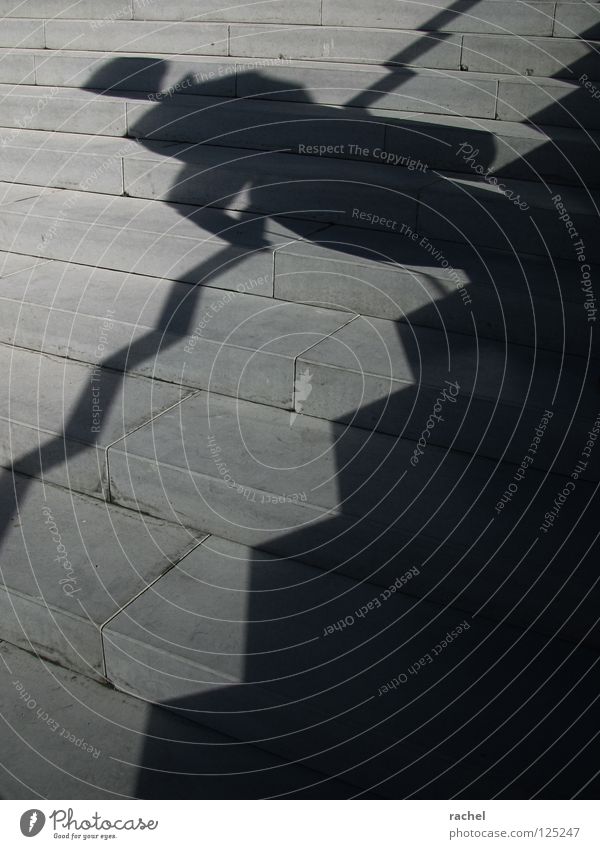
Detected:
[0,800,598,849]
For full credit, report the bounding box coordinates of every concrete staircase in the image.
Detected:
[1,0,599,797]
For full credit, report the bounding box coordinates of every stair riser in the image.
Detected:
[498,80,600,129]
[0,94,127,137]
[0,141,125,195]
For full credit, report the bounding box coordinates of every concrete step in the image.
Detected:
[554,2,600,39]
[0,129,161,194]
[5,20,598,80]
[0,19,45,49]
[107,389,600,650]
[229,25,600,80]
[228,25,462,70]
[0,160,596,302]
[132,0,322,24]
[128,96,600,187]
[0,82,129,136]
[0,0,588,39]
[0,182,324,289]
[381,113,600,188]
[45,20,229,56]
[1,10,598,52]
[323,0,559,36]
[43,20,462,71]
[131,0,559,35]
[0,249,46,277]
[0,256,353,409]
[0,49,35,84]
[2,243,593,475]
[121,140,435,230]
[4,87,598,188]
[296,314,599,478]
[461,33,600,80]
[32,50,502,117]
[6,47,598,129]
[419,173,600,261]
[0,0,134,17]
[497,74,600,129]
[117,141,600,261]
[0,342,191,496]
[0,639,354,799]
[102,533,600,796]
[274,227,598,358]
[0,0,322,24]
[1,158,592,358]
[0,471,201,679]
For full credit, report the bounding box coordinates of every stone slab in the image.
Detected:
[127,95,386,160]
[384,111,600,186]
[0,19,45,49]
[462,34,600,80]
[132,0,322,24]
[554,2,600,38]
[0,250,47,278]
[323,0,556,35]
[45,20,229,56]
[229,25,462,69]
[35,51,237,96]
[237,62,499,118]
[0,0,131,16]
[0,83,127,136]
[0,128,139,194]
[497,77,600,128]
[0,50,36,85]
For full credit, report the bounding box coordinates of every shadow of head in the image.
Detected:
[82,55,314,104]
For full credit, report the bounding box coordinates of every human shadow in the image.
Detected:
[1,6,599,799]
